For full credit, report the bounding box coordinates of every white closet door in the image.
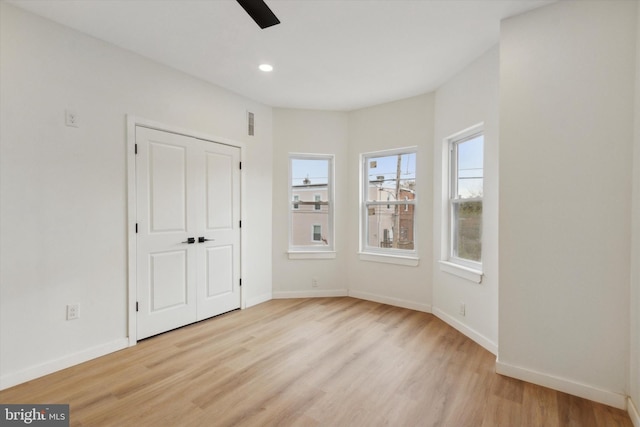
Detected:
[195,140,241,321]
[136,127,240,340]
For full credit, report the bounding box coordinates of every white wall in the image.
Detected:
[432,46,499,354]
[0,2,272,388]
[272,109,349,297]
[347,94,434,311]
[631,2,640,422]
[4,1,640,414]
[498,0,637,409]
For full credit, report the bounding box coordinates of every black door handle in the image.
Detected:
[198,237,215,243]
[181,237,196,244]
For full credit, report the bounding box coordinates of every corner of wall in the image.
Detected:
[431,44,500,355]
[629,2,640,424]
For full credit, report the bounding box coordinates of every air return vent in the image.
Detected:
[248,112,255,136]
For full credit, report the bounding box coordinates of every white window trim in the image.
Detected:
[288,251,337,260]
[440,124,484,282]
[438,260,482,283]
[288,153,335,258]
[359,147,418,265]
[360,252,419,267]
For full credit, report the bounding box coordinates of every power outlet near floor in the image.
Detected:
[459,302,466,317]
[67,304,80,320]
[312,276,319,288]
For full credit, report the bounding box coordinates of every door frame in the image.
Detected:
[126,115,245,346]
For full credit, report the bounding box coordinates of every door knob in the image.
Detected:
[181,237,196,244]
[198,237,215,243]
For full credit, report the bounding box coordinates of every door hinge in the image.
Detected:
[136,301,139,312]
[135,144,138,154]
[239,278,242,287]
[239,161,242,170]
[239,220,242,228]
[135,223,138,233]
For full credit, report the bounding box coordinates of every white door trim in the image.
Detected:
[126,115,245,346]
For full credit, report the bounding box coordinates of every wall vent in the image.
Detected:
[248,112,255,136]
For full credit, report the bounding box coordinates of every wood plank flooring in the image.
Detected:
[0,297,633,426]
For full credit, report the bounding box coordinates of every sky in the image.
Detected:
[290,144,482,196]
[457,135,484,198]
[291,158,329,186]
[291,153,417,188]
[366,152,416,187]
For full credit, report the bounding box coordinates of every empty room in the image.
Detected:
[1,0,639,425]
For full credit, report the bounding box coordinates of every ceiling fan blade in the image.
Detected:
[236,0,281,29]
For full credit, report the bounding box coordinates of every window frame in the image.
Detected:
[359,147,418,264]
[443,124,484,277]
[288,153,335,258]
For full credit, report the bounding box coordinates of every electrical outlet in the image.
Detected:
[459,302,466,316]
[312,276,319,288]
[67,304,79,320]
[65,109,79,128]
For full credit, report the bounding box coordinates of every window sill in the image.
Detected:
[439,260,483,283]
[359,252,419,267]
[288,251,336,260]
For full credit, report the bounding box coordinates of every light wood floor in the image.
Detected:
[0,297,633,426]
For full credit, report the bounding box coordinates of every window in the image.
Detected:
[312,224,322,242]
[361,148,417,259]
[289,154,334,255]
[448,127,483,269]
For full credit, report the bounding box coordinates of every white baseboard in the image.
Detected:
[432,307,498,355]
[273,289,349,299]
[0,338,129,391]
[629,396,640,427]
[244,292,272,308]
[495,359,628,410]
[347,289,431,313]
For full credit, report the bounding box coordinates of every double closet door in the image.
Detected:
[135,126,241,340]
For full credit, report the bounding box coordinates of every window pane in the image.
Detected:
[291,158,329,186]
[312,225,322,242]
[291,158,330,248]
[366,203,414,250]
[456,135,483,199]
[452,200,482,261]
[366,153,416,202]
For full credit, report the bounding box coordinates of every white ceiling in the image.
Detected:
[8,0,556,111]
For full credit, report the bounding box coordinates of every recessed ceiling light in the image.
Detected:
[259,64,273,72]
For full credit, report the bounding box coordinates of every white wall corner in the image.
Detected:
[0,338,129,391]
[245,292,273,308]
[433,307,497,355]
[348,289,431,313]
[495,359,628,410]
[629,396,640,427]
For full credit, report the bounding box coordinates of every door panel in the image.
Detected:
[150,250,187,311]
[149,142,187,232]
[204,245,233,298]
[136,127,198,340]
[206,152,234,230]
[197,141,241,320]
